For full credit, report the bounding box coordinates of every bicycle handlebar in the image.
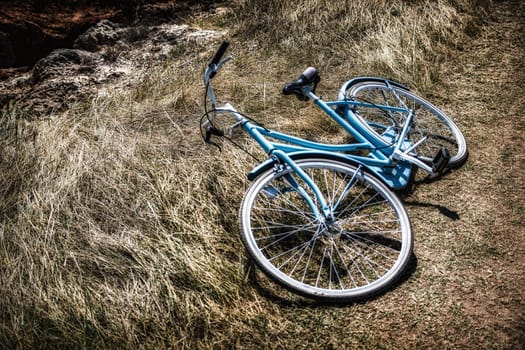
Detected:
[207,41,230,80]
[210,40,230,66]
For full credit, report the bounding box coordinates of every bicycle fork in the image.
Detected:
[269,150,334,223]
[268,151,366,244]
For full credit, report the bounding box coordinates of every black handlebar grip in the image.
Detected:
[210,40,229,66]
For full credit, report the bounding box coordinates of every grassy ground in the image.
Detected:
[0,0,523,348]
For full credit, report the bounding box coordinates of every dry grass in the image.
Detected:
[233,0,485,91]
[1,0,524,349]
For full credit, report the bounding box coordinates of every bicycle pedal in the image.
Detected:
[431,148,450,173]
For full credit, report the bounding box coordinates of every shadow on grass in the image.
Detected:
[395,167,455,198]
[245,253,418,308]
[403,200,460,220]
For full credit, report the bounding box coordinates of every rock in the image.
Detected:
[1,18,225,116]
[0,0,123,69]
[120,26,149,43]
[32,48,100,83]
[30,78,96,114]
[74,20,151,52]
[153,27,184,45]
[0,1,225,116]
[73,20,120,51]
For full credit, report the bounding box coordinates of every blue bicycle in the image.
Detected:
[201,41,467,301]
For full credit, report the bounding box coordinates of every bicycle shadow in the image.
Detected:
[244,253,418,308]
[395,170,462,222]
[396,167,455,197]
[402,200,460,220]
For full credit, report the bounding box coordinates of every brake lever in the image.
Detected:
[311,81,319,94]
[205,125,224,143]
[220,56,233,66]
[203,125,224,152]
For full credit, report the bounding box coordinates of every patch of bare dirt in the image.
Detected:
[429,0,524,346]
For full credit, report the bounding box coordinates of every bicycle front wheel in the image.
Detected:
[240,156,413,302]
[344,82,468,169]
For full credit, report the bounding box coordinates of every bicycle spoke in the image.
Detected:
[332,170,359,212]
[315,245,328,288]
[289,233,319,277]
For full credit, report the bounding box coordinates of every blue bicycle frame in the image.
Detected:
[202,51,431,222]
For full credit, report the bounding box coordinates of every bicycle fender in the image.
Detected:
[246,151,364,181]
[337,77,409,100]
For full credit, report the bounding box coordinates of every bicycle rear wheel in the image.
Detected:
[344,82,468,169]
[240,156,413,302]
